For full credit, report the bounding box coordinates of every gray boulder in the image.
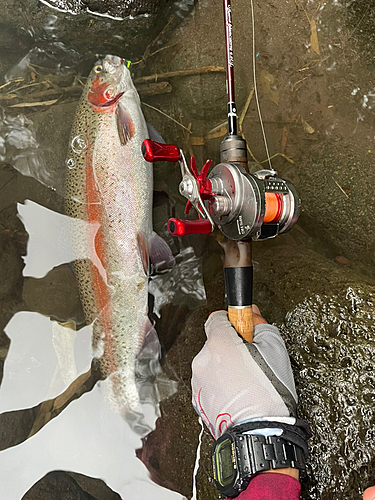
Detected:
[138,241,375,500]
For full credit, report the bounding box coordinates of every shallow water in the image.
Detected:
[0,0,375,498]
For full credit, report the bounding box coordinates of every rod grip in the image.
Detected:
[224,266,254,343]
[228,307,254,343]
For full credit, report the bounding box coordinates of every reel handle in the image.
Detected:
[168,218,212,236]
[142,139,181,162]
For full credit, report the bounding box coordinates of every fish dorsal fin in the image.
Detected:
[149,231,175,272]
[117,103,135,146]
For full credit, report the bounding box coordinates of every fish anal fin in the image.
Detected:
[137,318,160,360]
[117,103,135,145]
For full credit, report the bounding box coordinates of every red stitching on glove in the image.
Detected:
[198,387,216,438]
[216,413,233,435]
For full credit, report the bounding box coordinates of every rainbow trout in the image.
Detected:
[65,55,169,426]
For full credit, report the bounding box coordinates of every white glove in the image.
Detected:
[191,309,298,439]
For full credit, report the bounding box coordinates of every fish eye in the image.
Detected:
[93,64,103,73]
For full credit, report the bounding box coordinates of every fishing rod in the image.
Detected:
[220,0,254,341]
[141,0,300,342]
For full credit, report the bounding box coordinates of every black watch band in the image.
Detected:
[213,420,310,498]
[239,433,304,471]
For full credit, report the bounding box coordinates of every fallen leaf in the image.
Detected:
[335,256,350,265]
[206,124,227,140]
[191,136,205,146]
[310,19,320,55]
[260,70,279,105]
[301,118,315,134]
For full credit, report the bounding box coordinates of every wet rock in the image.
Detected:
[22,264,85,324]
[346,0,375,66]
[67,473,121,500]
[0,0,189,78]
[252,242,375,324]
[253,243,375,500]
[0,22,33,77]
[0,405,39,451]
[31,102,78,195]
[137,236,225,497]
[296,141,375,280]
[139,243,375,500]
[0,300,13,384]
[154,0,227,125]
[45,0,164,18]
[151,0,375,283]
[0,235,23,298]
[23,470,104,500]
[281,288,375,500]
[0,362,102,466]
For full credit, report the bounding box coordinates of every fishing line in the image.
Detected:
[250,0,273,170]
[191,416,204,500]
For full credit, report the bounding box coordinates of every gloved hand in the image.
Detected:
[191,305,298,439]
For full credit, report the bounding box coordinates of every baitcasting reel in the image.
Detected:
[142,136,300,241]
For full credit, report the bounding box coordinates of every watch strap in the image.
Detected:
[237,433,305,476]
[213,420,310,497]
[233,418,311,459]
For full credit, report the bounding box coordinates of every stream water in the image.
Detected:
[0,0,375,499]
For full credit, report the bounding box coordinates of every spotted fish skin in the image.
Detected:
[65,55,153,413]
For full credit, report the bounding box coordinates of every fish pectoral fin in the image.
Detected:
[137,233,149,274]
[117,102,135,145]
[149,231,175,273]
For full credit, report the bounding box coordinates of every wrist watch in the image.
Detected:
[212,425,306,497]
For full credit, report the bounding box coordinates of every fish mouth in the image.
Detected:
[87,75,125,109]
[101,91,124,107]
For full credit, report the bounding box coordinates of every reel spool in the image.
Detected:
[207,162,300,241]
[142,138,300,241]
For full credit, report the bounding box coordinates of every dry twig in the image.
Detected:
[332,177,349,198]
[261,153,294,165]
[134,66,225,84]
[133,15,176,65]
[141,101,192,133]
[9,99,59,108]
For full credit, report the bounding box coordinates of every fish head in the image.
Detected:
[86,55,135,110]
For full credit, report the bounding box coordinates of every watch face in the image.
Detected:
[215,438,236,486]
